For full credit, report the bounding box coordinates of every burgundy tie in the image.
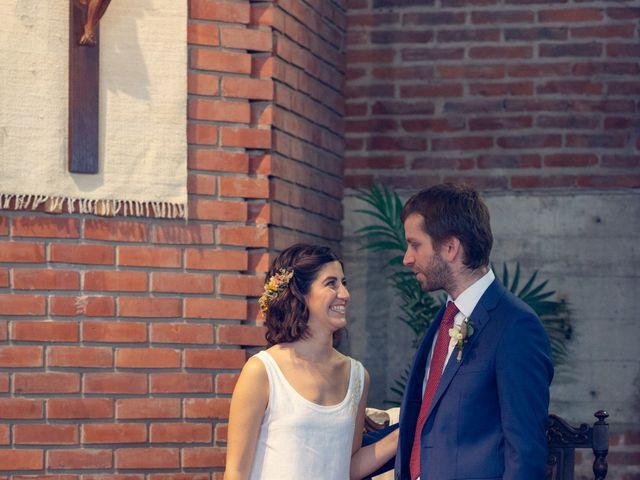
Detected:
[409,301,459,480]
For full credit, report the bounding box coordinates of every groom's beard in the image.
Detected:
[414,250,454,294]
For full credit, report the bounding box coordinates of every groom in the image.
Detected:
[395,183,554,479]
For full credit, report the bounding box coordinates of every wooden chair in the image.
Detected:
[545,410,609,480]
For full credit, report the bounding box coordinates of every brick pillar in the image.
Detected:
[0,1,346,478]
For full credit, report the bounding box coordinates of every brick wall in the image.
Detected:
[345,0,640,190]
[344,2,639,479]
[0,0,345,478]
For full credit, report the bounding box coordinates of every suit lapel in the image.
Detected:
[425,279,504,419]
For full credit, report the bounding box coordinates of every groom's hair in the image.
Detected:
[263,243,343,346]
[401,183,493,270]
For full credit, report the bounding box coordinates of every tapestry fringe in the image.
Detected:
[0,193,186,219]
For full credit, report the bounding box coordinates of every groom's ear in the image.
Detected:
[440,236,461,261]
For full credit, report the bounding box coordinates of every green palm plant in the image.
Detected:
[355,184,572,403]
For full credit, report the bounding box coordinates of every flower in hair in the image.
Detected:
[259,268,294,314]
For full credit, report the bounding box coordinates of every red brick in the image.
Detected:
[188,199,248,222]
[188,99,250,123]
[218,274,263,296]
[185,298,247,320]
[150,475,209,480]
[11,320,78,342]
[184,398,230,419]
[150,373,213,394]
[539,8,603,23]
[215,424,228,443]
[116,348,181,369]
[188,22,219,46]
[185,248,248,271]
[13,217,80,239]
[47,347,113,368]
[220,127,271,149]
[253,56,273,78]
[0,450,43,470]
[0,346,43,367]
[248,252,270,272]
[0,424,7,444]
[190,49,251,74]
[607,43,640,58]
[82,424,146,444]
[223,77,273,100]
[116,399,180,420]
[84,373,147,394]
[577,175,640,188]
[13,268,80,290]
[0,241,45,262]
[188,124,218,145]
[218,225,268,247]
[151,224,214,245]
[217,325,266,346]
[567,134,626,148]
[181,447,225,468]
[49,296,115,317]
[191,0,250,23]
[14,425,78,445]
[477,155,541,169]
[14,373,80,394]
[0,216,6,236]
[150,423,212,443]
[220,26,272,51]
[49,244,114,265]
[84,219,148,243]
[216,373,239,394]
[151,323,214,345]
[83,321,147,343]
[469,46,532,60]
[0,373,7,392]
[496,134,562,149]
[188,173,217,195]
[544,154,599,167]
[471,8,533,22]
[430,136,493,151]
[151,272,214,294]
[0,268,7,287]
[0,399,43,419]
[511,175,576,189]
[188,150,249,173]
[48,450,112,470]
[116,448,179,469]
[47,399,113,419]
[117,246,181,268]
[85,271,148,292]
[184,349,246,369]
[219,177,269,199]
[540,42,602,58]
[188,73,220,96]
[118,297,182,318]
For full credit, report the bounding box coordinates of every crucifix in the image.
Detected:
[68,0,112,174]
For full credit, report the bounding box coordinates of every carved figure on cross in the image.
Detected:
[78,0,112,46]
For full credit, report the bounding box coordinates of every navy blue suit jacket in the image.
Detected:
[395,279,554,480]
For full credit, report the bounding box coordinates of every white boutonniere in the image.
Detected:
[448,316,475,362]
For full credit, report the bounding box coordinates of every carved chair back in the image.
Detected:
[545,410,609,480]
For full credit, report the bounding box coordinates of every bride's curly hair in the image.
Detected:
[263,243,343,345]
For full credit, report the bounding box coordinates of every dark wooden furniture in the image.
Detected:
[546,410,609,480]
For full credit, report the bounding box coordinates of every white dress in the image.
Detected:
[248,350,365,480]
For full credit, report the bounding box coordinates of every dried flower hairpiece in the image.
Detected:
[259,268,294,314]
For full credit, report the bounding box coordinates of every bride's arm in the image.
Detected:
[224,357,269,480]
[349,370,399,480]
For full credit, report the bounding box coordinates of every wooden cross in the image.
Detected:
[68,0,112,174]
